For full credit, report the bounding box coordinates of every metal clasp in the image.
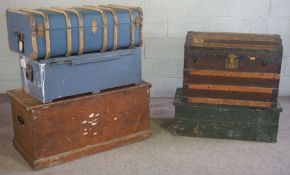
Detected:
[14,31,24,53]
[225,53,238,69]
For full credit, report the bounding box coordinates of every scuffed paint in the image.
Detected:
[93,132,98,135]
[137,115,141,120]
[39,63,46,102]
[83,132,88,135]
[95,113,100,117]
[114,117,118,121]
[82,121,87,124]
[88,113,94,118]
[91,123,97,126]
[41,106,49,110]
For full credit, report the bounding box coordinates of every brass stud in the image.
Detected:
[91,19,97,33]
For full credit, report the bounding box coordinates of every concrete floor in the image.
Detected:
[1,94,290,175]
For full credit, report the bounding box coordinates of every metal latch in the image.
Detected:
[225,53,238,69]
[25,64,33,81]
[14,32,24,53]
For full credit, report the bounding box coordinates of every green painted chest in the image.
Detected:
[173,88,282,142]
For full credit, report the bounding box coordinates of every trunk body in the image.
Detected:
[173,89,282,142]
[8,82,151,169]
[6,5,143,60]
[19,48,141,103]
[184,32,282,108]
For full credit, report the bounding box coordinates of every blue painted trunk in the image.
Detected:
[19,48,142,103]
[6,6,142,60]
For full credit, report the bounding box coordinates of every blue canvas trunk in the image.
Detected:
[6,5,143,60]
[19,48,142,103]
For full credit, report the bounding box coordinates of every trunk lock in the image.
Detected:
[226,53,238,69]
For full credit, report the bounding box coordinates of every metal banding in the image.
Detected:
[19,9,51,59]
[94,5,118,50]
[41,8,72,57]
[54,7,84,55]
[135,7,143,47]
[77,6,108,52]
[107,5,134,48]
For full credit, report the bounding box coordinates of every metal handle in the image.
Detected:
[25,64,33,81]
[17,115,25,125]
[13,31,24,53]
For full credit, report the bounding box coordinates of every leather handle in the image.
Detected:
[262,59,267,66]
[192,55,198,63]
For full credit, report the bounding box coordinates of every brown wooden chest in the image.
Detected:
[7,82,151,170]
[184,32,283,108]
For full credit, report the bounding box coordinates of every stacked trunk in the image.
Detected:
[6,4,151,170]
[173,31,283,142]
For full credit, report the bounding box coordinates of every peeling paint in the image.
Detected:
[82,121,87,124]
[89,113,94,118]
[84,128,87,131]
[39,63,46,99]
[72,117,75,120]
[137,115,141,120]
[95,113,100,117]
[114,117,118,121]
[93,132,98,135]
[83,132,88,135]
[41,106,49,109]
[91,123,97,126]
[33,116,37,120]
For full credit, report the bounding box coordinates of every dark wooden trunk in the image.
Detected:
[183,32,282,107]
[7,82,151,170]
[173,89,282,142]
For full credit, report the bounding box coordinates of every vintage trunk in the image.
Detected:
[6,4,143,60]
[7,82,151,169]
[184,32,283,108]
[19,48,141,103]
[173,88,282,142]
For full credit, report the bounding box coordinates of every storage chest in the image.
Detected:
[173,88,282,142]
[7,82,151,169]
[6,5,143,60]
[184,32,283,108]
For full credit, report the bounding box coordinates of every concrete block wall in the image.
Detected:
[0,0,290,96]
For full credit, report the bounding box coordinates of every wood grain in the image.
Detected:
[188,69,280,80]
[187,84,273,94]
[8,82,151,169]
[186,97,273,108]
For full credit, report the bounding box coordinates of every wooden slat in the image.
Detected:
[190,32,280,42]
[188,84,273,94]
[191,42,278,51]
[186,97,272,108]
[188,69,280,80]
